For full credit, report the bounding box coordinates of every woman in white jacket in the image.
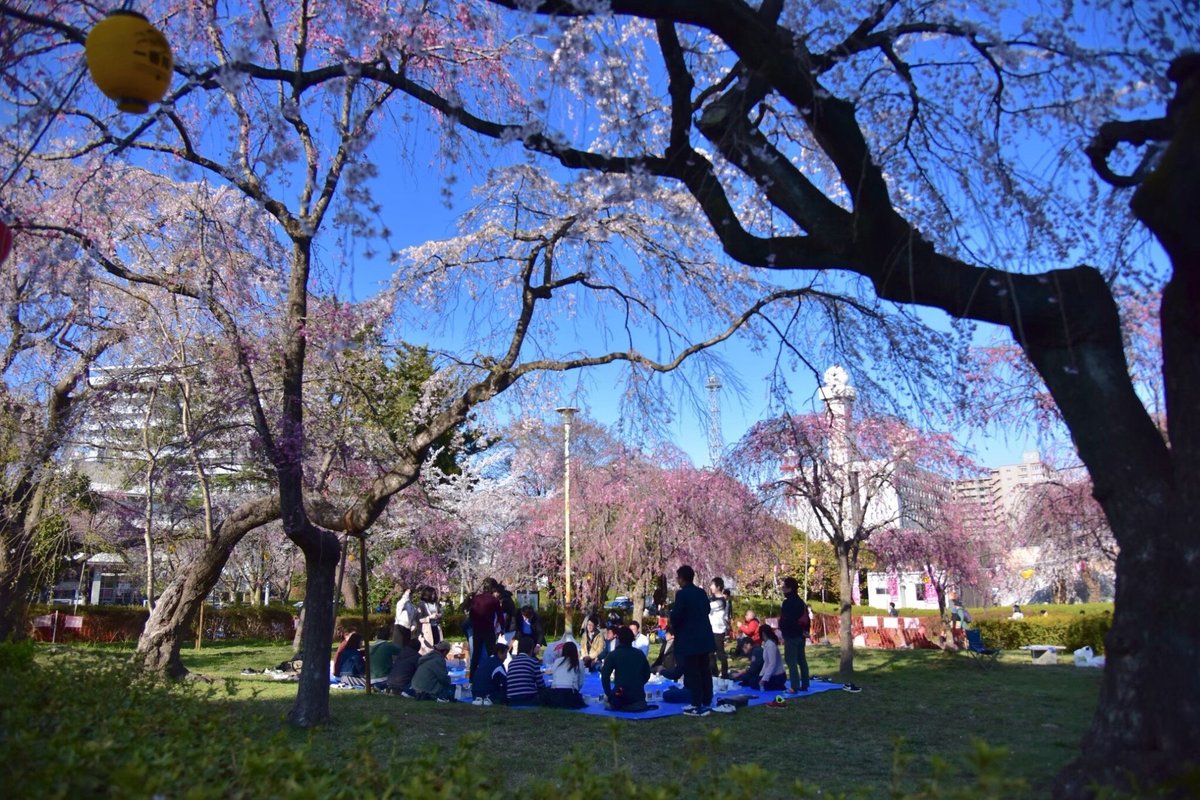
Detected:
[544,640,586,708]
[393,588,416,646]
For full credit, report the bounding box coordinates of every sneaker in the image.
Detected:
[711,704,736,714]
[683,706,712,717]
[842,683,862,693]
[681,704,698,713]
[472,697,485,706]
[436,697,450,703]
[399,689,416,699]
[481,697,493,706]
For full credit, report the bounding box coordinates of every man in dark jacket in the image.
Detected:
[468,577,502,678]
[777,576,810,693]
[387,638,422,695]
[669,564,715,716]
[601,626,651,710]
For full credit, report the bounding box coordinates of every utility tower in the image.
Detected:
[705,374,723,467]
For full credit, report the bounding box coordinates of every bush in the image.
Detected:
[202,606,296,641]
[1065,613,1112,654]
[974,614,1112,652]
[27,603,299,643]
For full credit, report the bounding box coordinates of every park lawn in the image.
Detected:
[172,639,1100,797]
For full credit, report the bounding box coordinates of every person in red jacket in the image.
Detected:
[736,609,762,651]
[467,577,502,678]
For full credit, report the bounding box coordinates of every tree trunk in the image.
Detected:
[0,533,35,642]
[287,532,340,728]
[291,602,305,659]
[135,495,278,677]
[835,541,855,675]
[1053,57,1200,798]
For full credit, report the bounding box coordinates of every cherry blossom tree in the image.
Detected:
[499,417,787,619]
[1016,473,1117,603]
[733,412,975,672]
[1,4,800,726]
[870,500,1002,618]
[367,2,1192,792]
[0,172,135,639]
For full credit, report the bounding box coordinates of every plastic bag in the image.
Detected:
[1073,646,1094,666]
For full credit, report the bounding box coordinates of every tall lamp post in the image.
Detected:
[556,406,579,638]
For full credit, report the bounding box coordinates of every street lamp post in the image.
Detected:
[556,406,579,638]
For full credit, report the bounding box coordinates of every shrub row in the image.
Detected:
[974,614,1112,653]
[27,604,297,643]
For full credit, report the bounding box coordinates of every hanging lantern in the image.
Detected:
[84,10,173,114]
[0,220,11,266]
[1020,568,1035,580]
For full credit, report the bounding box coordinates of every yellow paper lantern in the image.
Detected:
[1020,568,1035,580]
[85,10,173,114]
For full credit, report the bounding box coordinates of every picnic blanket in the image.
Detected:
[446,669,843,719]
[332,668,843,718]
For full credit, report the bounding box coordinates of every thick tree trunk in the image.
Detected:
[835,542,855,675]
[135,496,278,677]
[1054,57,1200,799]
[287,532,340,728]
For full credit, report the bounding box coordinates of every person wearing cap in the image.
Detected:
[411,639,455,702]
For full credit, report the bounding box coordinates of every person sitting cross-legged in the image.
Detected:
[757,623,788,692]
[601,626,652,712]
[471,642,508,706]
[629,620,651,656]
[505,635,543,706]
[544,640,586,709]
[730,637,764,688]
[411,640,455,702]
[368,625,402,689]
[650,627,683,681]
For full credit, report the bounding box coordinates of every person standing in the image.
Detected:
[467,578,502,678]
[777,576,810,694]
[708,577,729,678]
[670,564,715,716]
[415,586,443,652]
[393,587,417,646]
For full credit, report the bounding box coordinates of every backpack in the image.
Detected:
[798,606,810,632]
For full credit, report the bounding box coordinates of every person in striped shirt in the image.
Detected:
[505,635,543,706]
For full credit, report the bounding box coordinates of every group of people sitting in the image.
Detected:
[333,567,811,715]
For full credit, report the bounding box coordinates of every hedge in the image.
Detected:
[27,604,297,643]
[974,613,1112,653]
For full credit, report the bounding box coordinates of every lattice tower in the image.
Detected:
[705,374,723,467]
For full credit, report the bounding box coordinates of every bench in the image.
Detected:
[1020,644,1059,665]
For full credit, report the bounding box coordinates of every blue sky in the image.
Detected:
[328,135,1058,474]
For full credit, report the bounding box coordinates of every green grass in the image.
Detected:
[188,639,1098,796]
[1,638,1102,798]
